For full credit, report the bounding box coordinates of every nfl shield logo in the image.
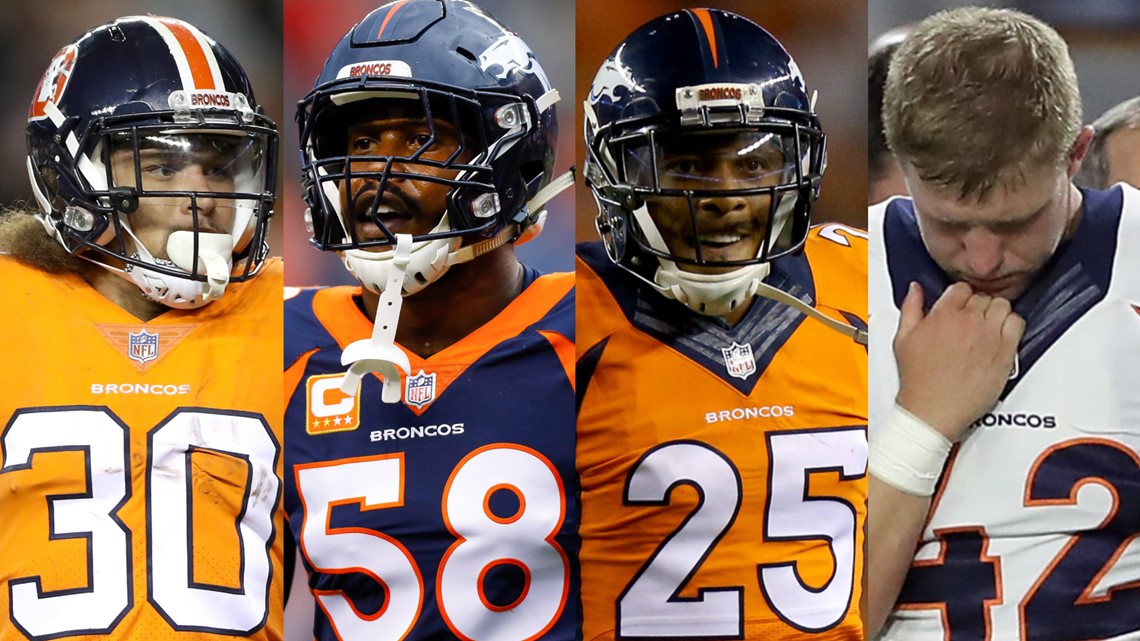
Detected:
[128,329,159,365]
[721,342,756,380]
[405,370,437,409]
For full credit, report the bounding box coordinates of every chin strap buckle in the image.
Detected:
[340,234,414,402]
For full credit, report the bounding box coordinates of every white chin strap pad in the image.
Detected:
[636,194,796,318]
[342,213,458,297]
[166,231,233,302]
[630,201,769,318]
[343,236,455,297]
[656,262,770,317]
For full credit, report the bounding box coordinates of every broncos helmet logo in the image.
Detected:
[478,34,551,92]
[28,45,78,121]
[587,57,643,106]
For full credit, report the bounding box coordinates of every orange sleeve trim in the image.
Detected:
[299,274,573,417]
[575,256,632,356]
[537,330,575,393]
[398,272,573,415]
[422,271,573,367]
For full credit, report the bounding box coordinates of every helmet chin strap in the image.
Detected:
[636,202,868,345]
[343,168,575,296]
[336,171,577,403]
[634,202,775,317]
[339,233,414,401]
[752,278,869,345]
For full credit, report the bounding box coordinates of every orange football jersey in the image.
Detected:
[576,226,868,641]
[0,256,284,641]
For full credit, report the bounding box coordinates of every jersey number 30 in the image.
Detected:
[1,406,280,639]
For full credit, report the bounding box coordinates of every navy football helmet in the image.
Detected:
[297,0,564,295]
[26,16,278,308]
[584,9,826,317]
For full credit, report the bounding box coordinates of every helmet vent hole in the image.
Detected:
[456,46,477,63]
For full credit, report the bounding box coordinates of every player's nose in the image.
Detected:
[178,166,218,219]
[960,227,1004,277]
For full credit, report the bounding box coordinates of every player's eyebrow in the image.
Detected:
[987,203,1049,233]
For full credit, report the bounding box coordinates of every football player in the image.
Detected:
[868,7,1140,640]
[0,15,284,641]
[282,0,577,639]
[577,8,868,640]
[869,25,912,205]
[1075,95,1140,190]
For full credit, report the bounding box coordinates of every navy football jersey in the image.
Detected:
[283,268,578,641]
[870,185,1140,641]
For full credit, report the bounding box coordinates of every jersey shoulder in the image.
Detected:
[575,242,638,354]
[803,223,868,318]
[517,269,575,342]
[213,257,284,324]
[284,285,354,369]
[0,254,75,303]
[1097,185,1140,300]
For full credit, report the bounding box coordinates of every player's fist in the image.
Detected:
[893,281,1024,441]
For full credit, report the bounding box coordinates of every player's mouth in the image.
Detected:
[963,274,1018,296]
[351,190,416,241]
[686,230,759,262]
[170,221,225,235]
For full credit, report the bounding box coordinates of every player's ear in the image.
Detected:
[1066,126,1094,178]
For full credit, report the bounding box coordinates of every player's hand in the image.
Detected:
[893,281,1024,441]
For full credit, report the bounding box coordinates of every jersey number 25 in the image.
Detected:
[619,427,867,638]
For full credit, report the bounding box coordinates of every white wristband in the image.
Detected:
[869,404,953,497]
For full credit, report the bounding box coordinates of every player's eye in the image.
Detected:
[142,163,178,178]
[350,137,377,154]
[667,158,705,175]
[740,157,768,174]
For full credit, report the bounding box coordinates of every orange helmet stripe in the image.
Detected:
[376,0,411,40]
[155,18,218,90]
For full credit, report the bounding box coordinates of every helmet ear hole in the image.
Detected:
[519,160,546,195]
[34,165,61,207]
